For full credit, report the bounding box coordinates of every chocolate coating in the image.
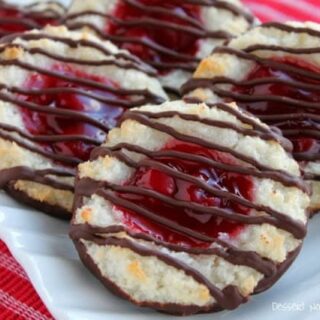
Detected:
[5,181,70,220]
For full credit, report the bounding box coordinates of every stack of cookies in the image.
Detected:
[0,0,318,315]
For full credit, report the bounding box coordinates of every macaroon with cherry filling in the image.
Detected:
[64,0,255,93]
[71,100,309,315]
[183,22,320,214]
[0,25,167,219]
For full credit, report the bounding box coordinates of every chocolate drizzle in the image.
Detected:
[182,23,320,179]
[0,31,165,212]
[63,0,254,75]
[0,33,157,76]
[0,0,65,38]
[71,103,308,313]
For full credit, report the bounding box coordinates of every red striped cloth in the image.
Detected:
[0,242,53,319]
[0,1,320,319]
[243,0,320,23]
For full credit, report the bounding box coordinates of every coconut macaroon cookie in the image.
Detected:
[0,0,66,37]
[63,0,256,93]
[182,22,320,214]
[71,100,309,315]
[0,25,167,219]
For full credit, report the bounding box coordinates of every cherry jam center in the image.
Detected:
[116,140,254,248]
[107,0,201,72]
[21,64,126,162]
[0,7,58,33]
[234,58,320,154]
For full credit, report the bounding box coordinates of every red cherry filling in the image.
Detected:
[0,7,58,34]
[20,64,126,163]
[234,58,320,155]
[107,0,201,73]
[115,140,254,248]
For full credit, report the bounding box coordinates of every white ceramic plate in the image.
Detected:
[0,192,320,320]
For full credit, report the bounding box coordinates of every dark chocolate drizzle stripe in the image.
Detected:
[0,0,66,12]
[260,22,320,38]
[184,98,291,141]
[0,166,74,191]
[0,32,165,193]
[0,18,40,29]
[26,0,66,11]
[0,32,11,38]
[303,172,320,181]
[0,32,156,75]
[210,88,320,111]
[0,1,65,35]
[128,110,292,150]
[126,0,253,23]
[0,1,67,14]
[182,76,320,97]
[66,22,201,65]
[257,113,320,122]
[0,128,81,166]
[285,129,320,139]
[73,236,245,310]
[99,188,233,243]
[0,60,161,101]
[119,0,204,28]
[65,10,233,39]
[70,223,276,276]
[0,1,64,13]
[295,153,320,162]
[244,44,320,55]
[0,84,142,108]
[0,44,156,77]
[214,47,320,80]
[0,122,102,145]
[0,89,112,133]
[172,0,253,23]
[144,60,199,73]
[64,0,253,72]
